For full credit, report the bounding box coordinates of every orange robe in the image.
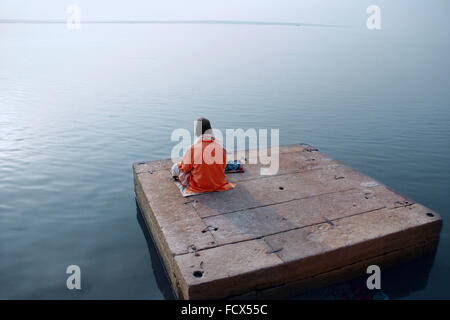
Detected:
[178,136,236,194]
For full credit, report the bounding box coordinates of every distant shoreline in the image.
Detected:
[0,19,349,28]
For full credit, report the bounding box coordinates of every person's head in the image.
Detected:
[194,117,212,137]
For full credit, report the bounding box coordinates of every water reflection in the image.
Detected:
[382,244,438,299]
[295,245,438,300]
[136,202,175,300]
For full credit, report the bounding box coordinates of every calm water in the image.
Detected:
[0,21,449,299]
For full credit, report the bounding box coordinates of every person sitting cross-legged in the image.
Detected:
[171,117,236,194]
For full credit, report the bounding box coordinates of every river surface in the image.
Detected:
[0,20,449,299]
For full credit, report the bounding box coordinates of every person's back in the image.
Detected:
[172,118,235,194]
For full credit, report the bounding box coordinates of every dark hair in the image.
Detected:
[195,117,212,137]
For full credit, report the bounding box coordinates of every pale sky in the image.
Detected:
[0,0,426,25]
[1,0,449,40]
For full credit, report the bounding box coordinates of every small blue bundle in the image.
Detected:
[225,160,242,172]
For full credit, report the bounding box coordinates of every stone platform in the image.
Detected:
[133,144,442,299]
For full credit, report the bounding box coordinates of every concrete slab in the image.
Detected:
[133,143,442,299]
